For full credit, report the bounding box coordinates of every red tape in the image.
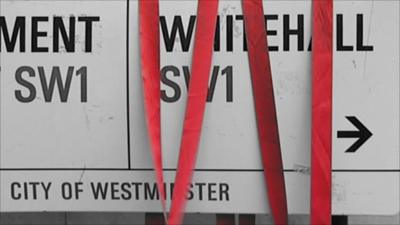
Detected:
[140,1,289,224]
[311,0,333,225]
[168,1,219,224]
[139,0,167,219]
[242,0,288,224]
[139,1,218,224]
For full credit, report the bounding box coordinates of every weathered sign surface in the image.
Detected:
[0,0,399,214]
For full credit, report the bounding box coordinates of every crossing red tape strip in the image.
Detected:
[140,0,289,224]
[311,0,333,225]
[167,1,219,224]
[139,0,167,220]
[140,1,219,224]
[242,0,288,224]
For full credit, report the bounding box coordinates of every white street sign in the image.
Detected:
[0,0,399,215]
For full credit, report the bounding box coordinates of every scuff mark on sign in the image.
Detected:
[293,164,310,175]
[78,165,86,182]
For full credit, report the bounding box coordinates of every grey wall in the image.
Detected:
[1,213,399,225]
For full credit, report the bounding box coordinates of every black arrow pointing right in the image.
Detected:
[337,116,373,153]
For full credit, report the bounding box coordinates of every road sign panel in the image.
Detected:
[1,0,399,215]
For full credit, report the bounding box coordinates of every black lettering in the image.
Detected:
[53,17,75,52]
[186,184,194,200]
[283,14,304,51]
[30,182,39,200]
[182,65,221,103]
[11,182,21,200]
[76,66,87,102]
[265,15,279,51]
[144,183,159,200]
[90,182,108,200]
[74,182,83,200]
[356,14,373,51]
[78,17,100,52]
[15,66,36,103]
[110,182,120,200]
[160,16,196,52]
[42,182,51,200]
[31,17,48,52]
[307,37,312,51]
[121,183,132,200]
[208,183,217,201]
[214,16,220,51]
[0,17,25,52]
[161,65,181,103]
[182,66,190,89]
[222,66,233,102]
[38,66,74,102]
[219,183,229,201]
[23,183,28,200]
[207,66,219,102]
[337,14,354,51]
[61,182,72,200]
[131,182,142,200]
[195,183,206,201]
[226,15,233,52]
[169,183,174,199]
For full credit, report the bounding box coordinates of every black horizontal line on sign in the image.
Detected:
[0,168,399,172]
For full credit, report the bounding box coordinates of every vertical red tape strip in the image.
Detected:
[311,0,333,225]
[242,1,288,224]
[168,1,219,224]
[139,0,167,219]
